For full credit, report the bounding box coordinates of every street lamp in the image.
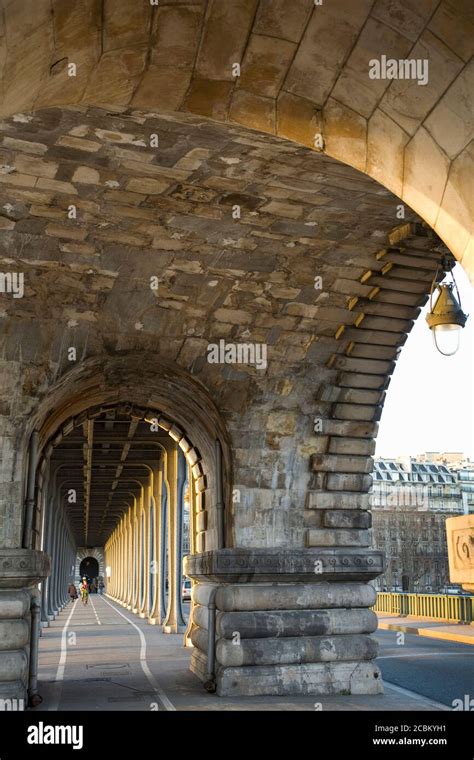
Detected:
[426,258,468,356]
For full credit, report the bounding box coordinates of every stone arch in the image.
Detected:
[0,0,471,277]
[29,352,233,552]
[0,98,469,696]
[0,104,459,554]
[76,547,104,582]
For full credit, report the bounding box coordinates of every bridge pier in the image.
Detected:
[0,550,50,703]
[185,548,384,697]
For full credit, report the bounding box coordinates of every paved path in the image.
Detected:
[35,596,448,711]
[374,629,474,708]
[377,613,474,645]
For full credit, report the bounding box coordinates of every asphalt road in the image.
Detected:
[375,628,474,708]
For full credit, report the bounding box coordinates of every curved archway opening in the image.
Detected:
[79,557,99,584]
[27,349,233,692]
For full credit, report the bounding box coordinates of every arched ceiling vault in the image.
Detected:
[0,0,472,278]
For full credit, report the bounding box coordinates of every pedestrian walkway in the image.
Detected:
[33,596,449,711]
[377,613,474,645]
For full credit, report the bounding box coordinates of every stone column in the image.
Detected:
[0,549,50,702]
[163,444,187,633]
[119,520,125,602]
[149,470,165,625]
[184,461,197,646]
[49,504,60,617]
[125,512,133,608]
[185,548,384,697]
[131,501,140,613]
[112,536,119,599]
[136,495,144,614]
[139,485,151,618]
[160,468,168,619]
[40,498,54,625]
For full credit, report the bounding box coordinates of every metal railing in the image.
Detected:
[374,592,474,623]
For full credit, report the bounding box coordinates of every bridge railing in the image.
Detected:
[374,592,474,624]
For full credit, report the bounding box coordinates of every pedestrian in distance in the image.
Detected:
[68,582,77,601]
[80,577,89,606]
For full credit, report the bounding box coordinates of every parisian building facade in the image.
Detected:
[372,454,474,593]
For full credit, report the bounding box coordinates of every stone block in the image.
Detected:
[216,633,378,667]
[0,550,50,589]
[323,98,367,173]
[229,89,276,134]
[323,511,371,529]
[151,5,202,69]
[323,420,378,439]
[211,582,377,611]
[428,0,474,62]
[238,34,296,98]
[45,224,87,241]
[284,0,371,105]
[184,79,233,120]
[332,356,395,375]
[126,177,171,195]
[380,30,464,136]
[72,166,100,185]
[190,647,208,682]
[132,67,192,112]
[332,404,381,422]
[306,528,371,547]
[254,0,311,43]
[276,91,321,148]
[104,0,152,51]
[56,136,102,153]
[326,473,373,492]
[336,372,388,390]
[216,660,383,696]
[12,154,58,178]
[311,454,373,474]
[435,143,473,264]
[0,619,29,651]
[402,127,450,227]
[372,0,439,41]
[331,18,412,119]
[328,438,376,456]
[195,0,259,81]
[367,108,409,196]
[0,591,30,619]
[196,511,207,533]
[83,47,148,106]
[213,608,377,638]
[0,649,28,683]
[184,548,384,583]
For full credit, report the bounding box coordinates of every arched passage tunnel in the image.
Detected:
[0,0,472,707]
[40,404,201,634]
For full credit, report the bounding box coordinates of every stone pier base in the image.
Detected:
[0,550,50,703]
[184,548,384,697]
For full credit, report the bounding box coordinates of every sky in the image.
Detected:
[375,263,474,461]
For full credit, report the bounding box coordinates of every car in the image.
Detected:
[182,578,191,601]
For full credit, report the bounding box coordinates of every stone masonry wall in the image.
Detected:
[0,106,448,553]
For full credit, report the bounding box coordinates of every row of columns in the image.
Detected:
[105,443,192,633]
[40,467,76,623]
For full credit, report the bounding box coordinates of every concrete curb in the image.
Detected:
[377,622,474,646]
